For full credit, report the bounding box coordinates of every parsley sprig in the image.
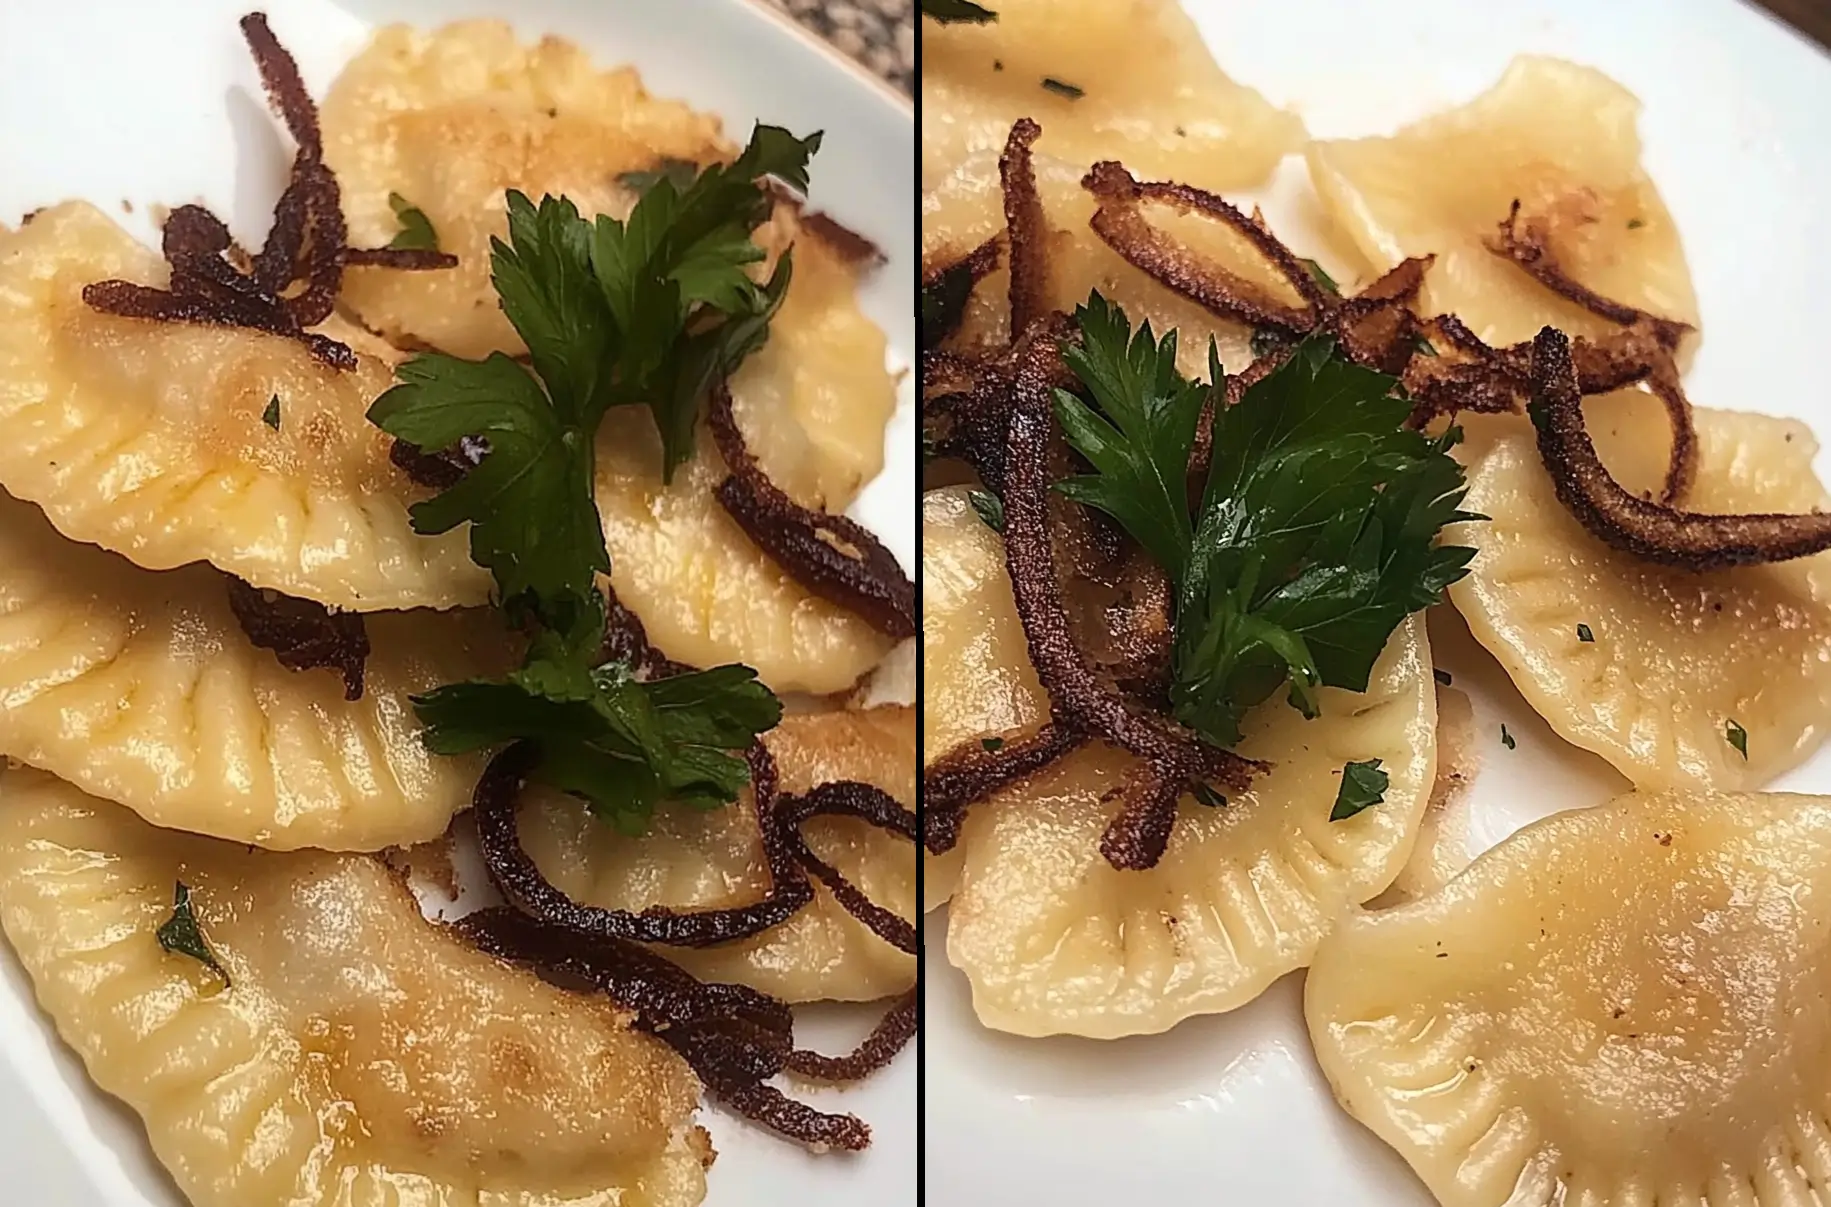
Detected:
[416,630,781,834]
[1055,292,1478,749]
[368,124,815,832]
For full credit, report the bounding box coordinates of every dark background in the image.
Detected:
[1754,0,1831,47]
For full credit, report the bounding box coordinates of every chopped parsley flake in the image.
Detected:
[1300,258,1340,296]
[386,193,440,252]
[969,489,1006,534]
[1331,759,1389,821]
[156,882,230,987]
[1189,782,1229,809]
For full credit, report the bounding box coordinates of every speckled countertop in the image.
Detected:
[765,0,914,94]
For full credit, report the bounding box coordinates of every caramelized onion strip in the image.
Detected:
[225,579,369,699]
[921,723,1088,854]
[343,245,463,270]
[1529,326,1831,569]
[599,582,696,680]
[1000,118,1049,337]
[920,235,1004,352]
[777,780,917,954]
[1002,331,1260,870]
[1485,200,1692,350]
[784,989,916,1083]
[711,1080,873,1152]
[1327,257,1433,374]
[709,382,916,639]
[1412,313,1697,505]
[457,906,877,1152]
[82,15,452,369]
[1082,160,1322,333]
[473,742,815,948]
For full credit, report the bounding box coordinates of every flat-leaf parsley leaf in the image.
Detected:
[414,630,781,835]
[617,158,700,196]
[1054,295,1213,579]
[370,348,607,606]
[591,125,818,478]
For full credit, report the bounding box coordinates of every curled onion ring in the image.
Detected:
[1529,326,1831,569]
[708,383,916,639]
[83,14,454,368]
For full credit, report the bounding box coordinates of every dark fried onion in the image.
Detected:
[389,434,489,490]
[1083,160,1323,333]
[709,382,917,640]
[599,582,696,681]
[1329,256,1433,374]
[458,906,888,1152]
[1406,313,1698,504]
[920,237,1004,353]
[921,723,1088,854]
[82,14,454,369]
[1070,155,1699,501]
[783,990,916,1083]
[1000,118,1050,336]
[1002,331,1260,870]
[923,346,1019,493]
[711,1080,873,1152]
[475,742,815,948]
[801,211,887,270]
[1486,200,1692,351]
[343,246,466,271]
[1529,326,1831,570]
[462,745,920,1150]
[777,781,917,954]
[225,578,369,699]
[1645,361,1699,506]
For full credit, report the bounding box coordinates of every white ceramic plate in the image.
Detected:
[0,1,914,1204]
[924,1,1831,1203]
